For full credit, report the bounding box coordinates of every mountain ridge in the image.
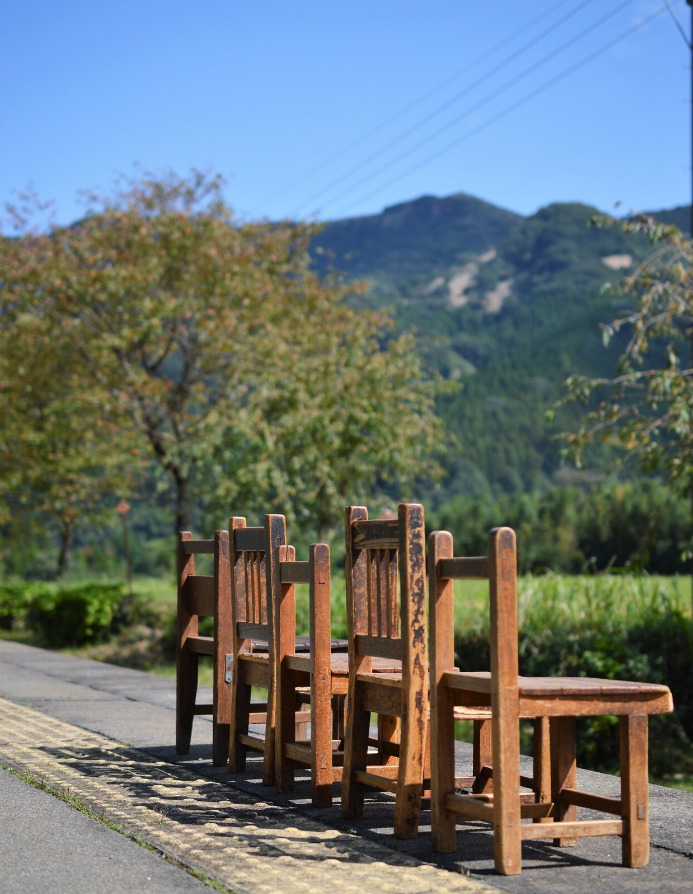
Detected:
[311,192,691,501]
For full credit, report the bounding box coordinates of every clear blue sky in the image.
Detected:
[1,1,691,229]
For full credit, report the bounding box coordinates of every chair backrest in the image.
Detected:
[228,514,287,653]
[429,526,519,697]
[177,529,230,644]
[345,503,427,670]
[275,541,333,658]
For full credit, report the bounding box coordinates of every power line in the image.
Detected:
[260,0,599,210]
[297,0,640,218]
[330,1,676,219]
[665,0,691,47]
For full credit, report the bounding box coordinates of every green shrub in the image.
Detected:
[0,582,35,631]
[16,582,129,647]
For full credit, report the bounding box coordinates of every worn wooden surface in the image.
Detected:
[341,503,429,839]
[428,525,675,876]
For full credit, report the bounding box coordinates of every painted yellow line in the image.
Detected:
[0,698,494,894]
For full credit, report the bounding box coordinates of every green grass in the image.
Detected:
[451,573,691,634]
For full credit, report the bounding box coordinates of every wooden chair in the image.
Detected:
[341,503,429,839]
[428,526,674,875]
[274,541,401,806]
[176,530,234,766]
[227,514,286,785]
[227,514,348,787]
[274,542,347,806]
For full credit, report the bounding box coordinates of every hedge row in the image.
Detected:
[0,581,131,647]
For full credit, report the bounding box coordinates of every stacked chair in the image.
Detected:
[176,507,675,874]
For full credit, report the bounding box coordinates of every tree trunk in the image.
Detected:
[174,472,190,534]
[57,518,74,578]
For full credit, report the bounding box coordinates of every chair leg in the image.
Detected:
[228,677,251,772]
[212,652,230,767]
[621,714,650,868]
[550,716,578,847]
[532,716,551,822]
[176,648,197,755]
[276,668,297,795]
[311,672,334,808]
[393,694,427,840]
[332,694,347,741]
[262,681,277,787]
[341,685,370,820]
[472,718,493,794]
[431,688,457,853]
[492,706,522,875]
[377,714,400,765]
[212,718,230,767]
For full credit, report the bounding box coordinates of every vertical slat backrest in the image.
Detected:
[345,504,426,667]
[229,517,268,648]
[229,514,287,649]
[351,518,400,648]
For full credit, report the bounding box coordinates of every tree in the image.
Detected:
[211,299,445,540]
[0,303,137,575]
[1,169,445,548]
[555,216,693,565]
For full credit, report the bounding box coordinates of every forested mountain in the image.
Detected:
[312,194,691,502]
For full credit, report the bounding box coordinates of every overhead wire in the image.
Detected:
[330,0,677,219]
[259,0,598,209]
[290,0,610,217]
[294,0,645,218]
[663,0,691,47]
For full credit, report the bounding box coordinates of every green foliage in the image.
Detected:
[557,217,693,500]
[313,198,662,499]
[430,479,691,574]
[0,581,129,646]
[428,480,691,574]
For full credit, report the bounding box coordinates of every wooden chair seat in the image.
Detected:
[445,670,671,708]
[283,652,399,675]
[253,635,346,654]
[429,526,674,875]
